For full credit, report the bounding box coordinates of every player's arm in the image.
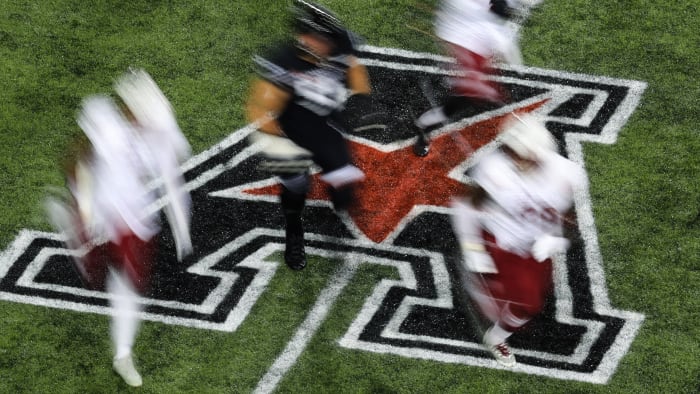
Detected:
[346,56,371,95]
[245,78,291,137]
[558,207,577,232]
[533,159,588,258]
[468,184,490,209]
[61,133,92,185]
[451,184,497,273]
[532,165,588,261]
[338,56,391,133]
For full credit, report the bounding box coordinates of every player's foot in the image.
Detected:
[113,354,143,387]
[483,338,516,367]
[413,132,430,157]
[284,233,306,270]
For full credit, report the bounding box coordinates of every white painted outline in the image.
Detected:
[337,45,647,384]
[2,229,281,331]
[0,45,646,385]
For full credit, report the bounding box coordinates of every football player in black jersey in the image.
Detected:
[246,0,373,270]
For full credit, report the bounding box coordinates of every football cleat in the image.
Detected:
[113,354,143,387]
[284,233,307,270]
[413,131,430,157]
[484,339,516,367]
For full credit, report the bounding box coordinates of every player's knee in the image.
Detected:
[280,173,310,196]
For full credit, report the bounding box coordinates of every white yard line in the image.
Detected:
[253,258,359,394]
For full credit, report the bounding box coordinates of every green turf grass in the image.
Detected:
[1,0,698,392]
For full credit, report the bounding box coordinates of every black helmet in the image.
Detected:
[292,0,357,53]
[293,0,344,37]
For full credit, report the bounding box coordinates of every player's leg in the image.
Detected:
[448,44,507,103]
[480,244,553,367]
[301,125,364,212]
[476,241,529,367]
[499,257,553,329]
[279,173,310,270]
[107,267,142,387]
[107,233,154,387]
[475,272,518,367]
[412,45,507,157]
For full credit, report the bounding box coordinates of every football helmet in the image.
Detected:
[499,113,556,160]
[292,0,354,54]
[113,68,177,133]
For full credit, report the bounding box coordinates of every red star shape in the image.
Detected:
[244,102,545,243]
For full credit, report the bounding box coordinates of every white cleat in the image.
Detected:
[113,355,143,387]
[486,341,516,367]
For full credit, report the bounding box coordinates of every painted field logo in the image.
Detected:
[0,46,646,385]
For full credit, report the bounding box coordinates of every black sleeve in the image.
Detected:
[252,44,297,90]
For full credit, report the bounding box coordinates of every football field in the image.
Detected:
[1,1,698,393]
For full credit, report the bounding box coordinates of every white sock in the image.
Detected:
[483,322,513,346]
[107,269,141,360]
[416,106,447,129]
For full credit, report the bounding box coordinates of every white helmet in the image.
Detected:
[498,113,556,160]
[114,68,191,160]
[114,68,175,130]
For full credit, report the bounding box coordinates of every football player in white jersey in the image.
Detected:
[46,69,192,387]
[451,113,587,367]
[412,0,531,157]
[246,0,374,270]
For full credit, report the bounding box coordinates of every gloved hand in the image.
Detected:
[335,94,389,134]
[248,131,314,174]
[531,235,570,262]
